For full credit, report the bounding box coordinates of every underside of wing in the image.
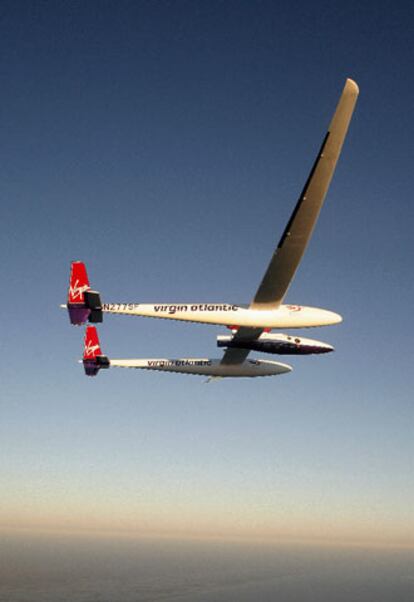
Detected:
[220,79,358,366]
[251,78,359,310]
[220,327,263,364]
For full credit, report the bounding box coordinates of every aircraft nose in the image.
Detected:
[320,343,334,353]
[330,311,342,324]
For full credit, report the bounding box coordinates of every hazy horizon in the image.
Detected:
[2,523,414,552]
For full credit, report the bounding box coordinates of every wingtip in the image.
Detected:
[345,78,359,95]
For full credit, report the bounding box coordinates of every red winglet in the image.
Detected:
[68,261,90,304]
[83,326,102,359]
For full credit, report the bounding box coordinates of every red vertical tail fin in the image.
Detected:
[82,326,109,376]
[83,326,102,359]
[67,261,91,325]
[67,261,103,325]
[69,261,90,304]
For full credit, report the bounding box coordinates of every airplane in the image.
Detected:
[82,325,293,378]
[65,78,359,378]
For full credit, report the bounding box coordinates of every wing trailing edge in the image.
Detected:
[220,79,358,366]
[251,78,359,309]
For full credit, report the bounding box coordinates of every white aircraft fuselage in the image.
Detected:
[99,302,341,328]
[108,357,292,378]
[66,78,359,379]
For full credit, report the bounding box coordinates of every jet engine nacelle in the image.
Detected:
[217,332,334,355]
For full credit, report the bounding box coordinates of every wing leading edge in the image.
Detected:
[252,78,359,309]
[221,78,359,366]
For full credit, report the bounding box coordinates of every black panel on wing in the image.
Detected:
[251,79,359,309]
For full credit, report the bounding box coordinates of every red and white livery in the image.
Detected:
[65,79,359,378]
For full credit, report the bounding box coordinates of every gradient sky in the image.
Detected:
[1,0,413,548]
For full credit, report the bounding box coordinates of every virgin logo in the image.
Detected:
[70,279,89,301]
[287,305,301,312]
[84,341,100,357]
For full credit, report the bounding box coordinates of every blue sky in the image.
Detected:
[1,0,413,546]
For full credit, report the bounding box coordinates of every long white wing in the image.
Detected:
[221,79,359,365]
[251,78,359,309]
